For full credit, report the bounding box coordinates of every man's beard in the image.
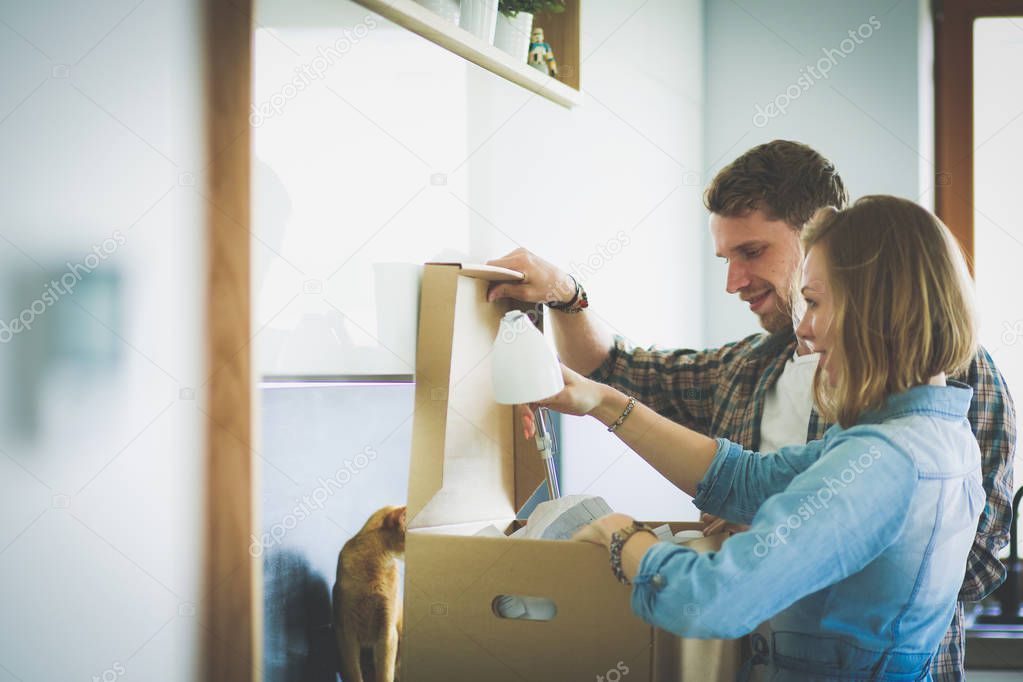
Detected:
[756,291,794,334]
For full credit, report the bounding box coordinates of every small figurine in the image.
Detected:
[527,27,558,79]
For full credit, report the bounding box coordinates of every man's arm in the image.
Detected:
[958,347,1017,602]
[549,308,616,377]
[485,248,614,375]
[486,249,731,432]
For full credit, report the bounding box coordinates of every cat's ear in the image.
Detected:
[386,506,407,531]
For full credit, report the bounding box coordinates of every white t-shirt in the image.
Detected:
[752,349,822,682]
[758,350,821,453]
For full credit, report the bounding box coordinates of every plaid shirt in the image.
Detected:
[589,327,1016,682]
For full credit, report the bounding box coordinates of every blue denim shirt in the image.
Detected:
[631,383,985,681]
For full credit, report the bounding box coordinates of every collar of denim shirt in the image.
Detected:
[854,380,974,426]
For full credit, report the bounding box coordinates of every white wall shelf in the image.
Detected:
[353,0,582,108]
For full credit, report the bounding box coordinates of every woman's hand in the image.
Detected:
[700,512,749,536]
[536,363,606,416]
[571,512,635,548]
[521,363,610,438]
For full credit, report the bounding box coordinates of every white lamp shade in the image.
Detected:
[491,310,564,404]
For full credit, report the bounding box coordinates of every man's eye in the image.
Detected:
[745,248,764,259]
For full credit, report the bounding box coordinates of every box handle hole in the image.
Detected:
[491,594,557,621]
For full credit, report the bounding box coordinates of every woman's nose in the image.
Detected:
[795,313,813,342]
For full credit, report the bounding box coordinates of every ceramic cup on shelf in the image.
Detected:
[459,0,499,43]
[413,0,460,24]
[493,10,533,62]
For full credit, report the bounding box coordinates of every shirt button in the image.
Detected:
[651,574,665,589]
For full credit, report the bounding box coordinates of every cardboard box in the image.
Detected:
[403,263,741,681]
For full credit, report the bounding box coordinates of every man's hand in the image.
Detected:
[487,248,615,394]
[486,248,575,305]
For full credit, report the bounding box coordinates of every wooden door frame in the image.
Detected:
[197,1,1023,679]
[203,0,258,680]
[935,0,1023,271]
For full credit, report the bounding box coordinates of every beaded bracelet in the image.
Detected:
[609,521,656,585]
[607,396,637,432]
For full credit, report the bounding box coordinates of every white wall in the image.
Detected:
[253,0,707,520]
[461,1,707,520]
[0,1,207,680]
[551,1,706,521]
[701,0,932,347]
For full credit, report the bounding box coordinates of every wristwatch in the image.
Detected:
[547,274,589,313]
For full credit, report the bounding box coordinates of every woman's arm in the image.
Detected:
[583,334,758,436]
[640,436,918,638]
[572,512,660,580]
[588,383,719,497]
[576,433,920,639]
[532,364,826,509]
[695,437,830,525]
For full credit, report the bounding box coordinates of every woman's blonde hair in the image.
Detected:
[801,195,977,428]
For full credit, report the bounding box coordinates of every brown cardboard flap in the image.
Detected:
[409,263,535,530]
[425,262,524,282]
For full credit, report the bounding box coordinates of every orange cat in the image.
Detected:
[333,505,406,682]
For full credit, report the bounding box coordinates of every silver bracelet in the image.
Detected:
[607,396,636,432]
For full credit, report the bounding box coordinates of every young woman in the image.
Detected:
[534,196,986,680]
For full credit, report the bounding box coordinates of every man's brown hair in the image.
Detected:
[704,140,848,228]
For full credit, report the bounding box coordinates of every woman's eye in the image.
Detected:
[804,298,817,309]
